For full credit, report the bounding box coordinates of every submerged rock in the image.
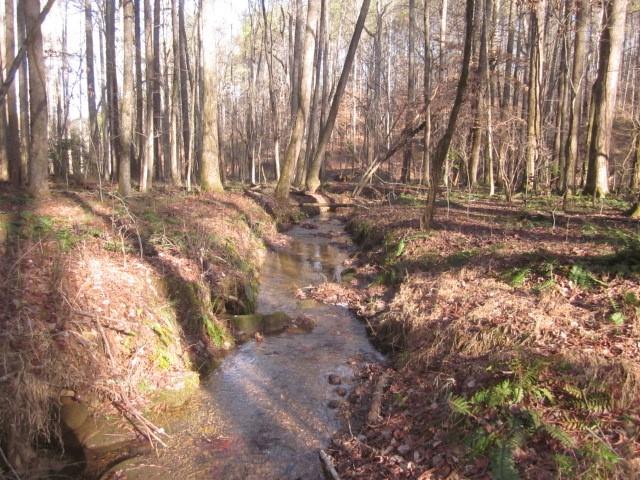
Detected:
[230,311,293,341]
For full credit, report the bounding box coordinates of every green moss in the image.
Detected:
[148,372,200,411]
[202,315,227,348]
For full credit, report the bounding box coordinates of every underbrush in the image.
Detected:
[326,197,640,479]
[0,187,278,476]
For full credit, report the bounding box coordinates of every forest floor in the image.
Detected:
[0,184,287,476]
[305,189,640,479]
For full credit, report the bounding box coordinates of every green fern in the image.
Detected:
[448,394,474,417]
[545,423,576,448]
[553,453,576,477]
[490,441,520,480]
[568,264,606,288]
[467,428,497,457]
[506,267,530,287]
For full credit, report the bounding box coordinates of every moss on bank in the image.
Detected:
[0,186,279,476]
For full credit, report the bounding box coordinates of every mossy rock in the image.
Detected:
[148,371,200,410]
[230,311,293,340]
[61,371,199,454]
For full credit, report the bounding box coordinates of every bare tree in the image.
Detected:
[305,0,370,193]
[275,0,319,200]
[200,0,223,192]
[584,0,628,197]
[5,0,21,184]
[525,0,546,194]
[24,0,48,196]
[422,0,475,227]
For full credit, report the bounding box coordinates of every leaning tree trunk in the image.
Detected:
[422,0,475,228]
[305,0,370,193]
[562,0,589,195]
[24,0,48,197]
[584,0,628,198]
[199,0,223,192]
[275,0,319,200]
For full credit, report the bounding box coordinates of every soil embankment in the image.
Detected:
[306,193,640,479]
[0,186,283,477]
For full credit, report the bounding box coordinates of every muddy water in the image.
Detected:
[108,216,382,479]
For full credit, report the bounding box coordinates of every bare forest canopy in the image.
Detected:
[0,0,639,210]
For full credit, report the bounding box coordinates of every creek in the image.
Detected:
[101,215,382,479]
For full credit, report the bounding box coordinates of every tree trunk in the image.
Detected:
[525,0,546,194]
[105,0,122,189]
[120,0,135,195]
[401,0,416,183]
[134,0,143,180]
[275,0,319,200]
[305,0,370,193]
[5,0,21,184]
[170,0,182,185]
[178,0,190,178]
[200,0,223,192]
[260,0,281,180]
[290,0,303,117]
[24,0,48,197]
[141,0,154,191]
[17,0,29,184]
[0,6,7,182]
[468,0,488,188]
[421,0,432,186]
[422,0,475,228]
[153,0,162,179]
[584,0,628,198]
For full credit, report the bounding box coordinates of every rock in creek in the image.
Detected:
[328,374,342,385]
[230,311,293,341]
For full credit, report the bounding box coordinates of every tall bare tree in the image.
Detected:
[275,0,319,200]
[562,0,589,196]
[200,0,223,192]
[423,0,475,227]
[5,0,21,184]
[525,0,546,194]
[24,0,48,196]
[584,0,628,197]
[306,0,370,193]
[120,0,135,195]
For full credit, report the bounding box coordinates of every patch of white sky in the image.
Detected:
[37,0,248,123]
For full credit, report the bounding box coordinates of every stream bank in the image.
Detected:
[0,187,285,478]
[98,214,383,479]
[307,194,640,479]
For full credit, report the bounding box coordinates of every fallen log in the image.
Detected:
[367,372,389,425]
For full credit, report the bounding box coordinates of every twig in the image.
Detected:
[319,449,341,480]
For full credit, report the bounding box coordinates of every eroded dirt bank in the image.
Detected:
[306,193,640,479]
[0,186,283,477]
[99,215,383,479]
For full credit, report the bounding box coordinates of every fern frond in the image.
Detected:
[448,394,474,417]
[490,441,520,480]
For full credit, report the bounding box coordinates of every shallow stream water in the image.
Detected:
[105,215,382,479]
